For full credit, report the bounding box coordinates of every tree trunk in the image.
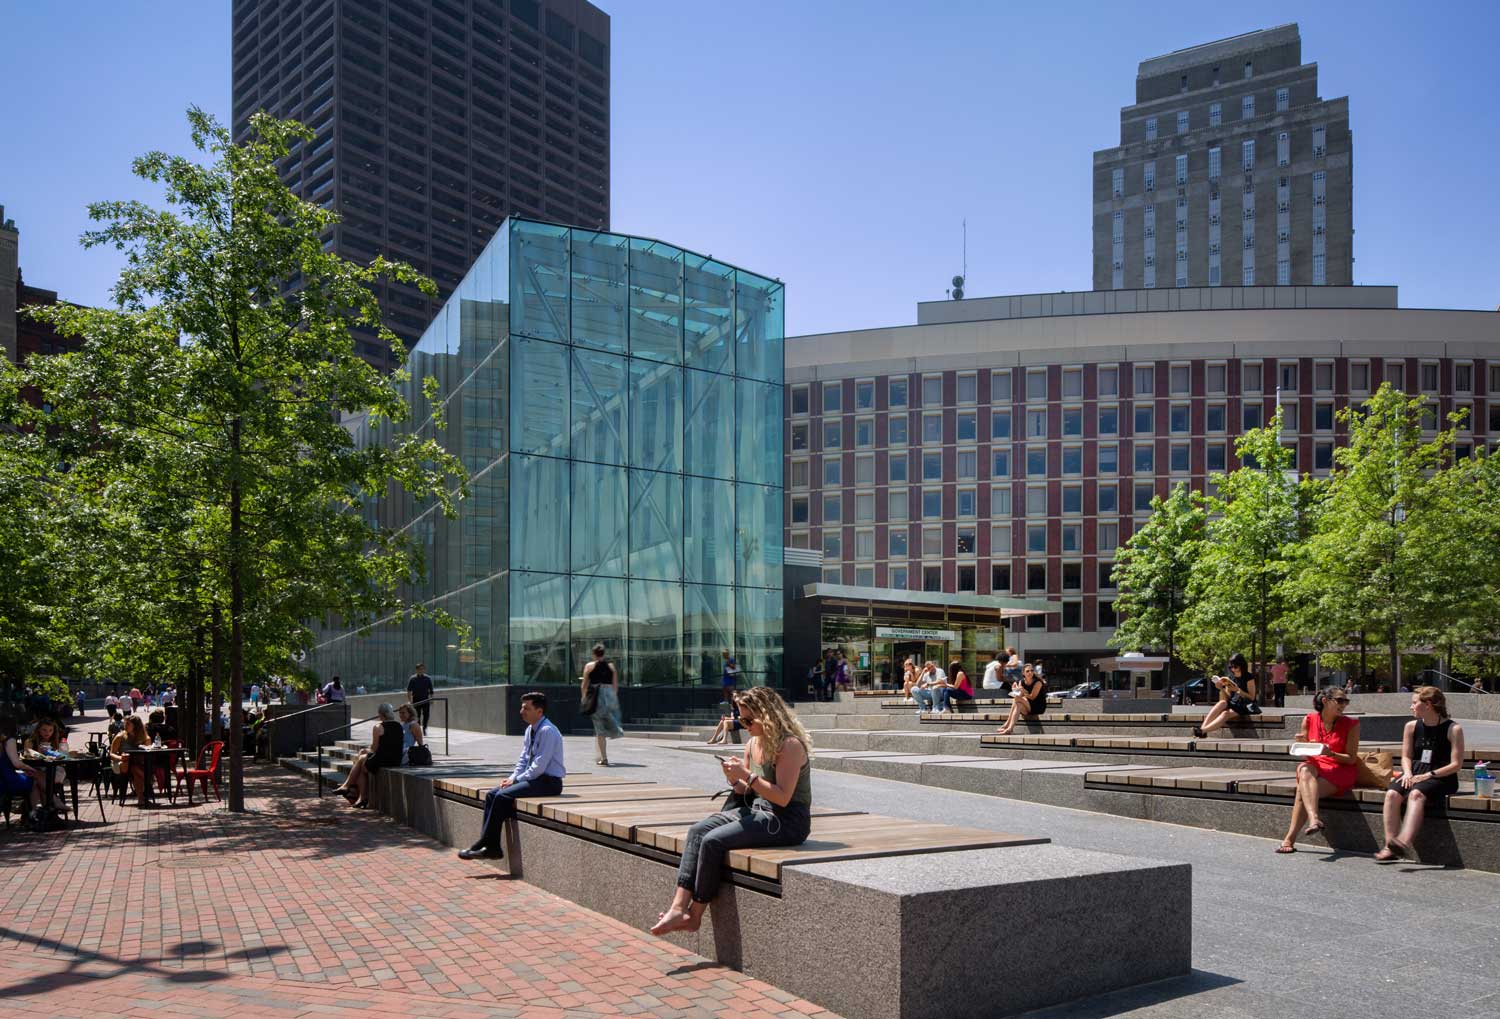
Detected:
[228,416,245,812]
[211,608,224,743]
[1359,630,1367,692]
[1389,622,1401,692]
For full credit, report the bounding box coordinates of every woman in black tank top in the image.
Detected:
[1377,686,1466,862]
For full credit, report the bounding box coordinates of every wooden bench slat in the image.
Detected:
[729,826,1047,879]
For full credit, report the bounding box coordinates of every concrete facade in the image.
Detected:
[784,288,1500,671]
[1093,24,1352,290]
[230,0,610,373]
[0,205,17,364]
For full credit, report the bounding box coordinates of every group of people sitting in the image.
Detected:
[1,715,72,815]
[894,648,1050,735]
[333,702,428,808]
[898,658,976,714]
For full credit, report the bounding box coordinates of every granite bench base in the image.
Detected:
[373,766,1192,1019]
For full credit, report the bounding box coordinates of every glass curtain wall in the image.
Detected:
[308,218,784,691]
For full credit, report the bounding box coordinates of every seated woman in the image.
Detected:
[1,717,42,813]
[22,717,69,809]
[899,658,920,703]
[1377,686,1465,863]
[339,704,403,808]
[651,687,812,936]
[1276,685,1359,853]
[705,695,743,746]
[397,702,426,763]
[109,715,150,801]
[946,659,975,705]
[1194,653,1259,738]
[994,663,1047,735]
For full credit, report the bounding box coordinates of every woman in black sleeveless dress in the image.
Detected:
[1377,686,1466,862]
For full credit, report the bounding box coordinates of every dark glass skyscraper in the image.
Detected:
[231,0,610,373]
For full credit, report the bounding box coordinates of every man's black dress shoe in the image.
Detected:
[457,845,503,860]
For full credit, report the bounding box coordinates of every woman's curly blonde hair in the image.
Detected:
[737,686,813,761]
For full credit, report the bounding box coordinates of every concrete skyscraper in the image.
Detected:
[231,0,610,372]
[1092,24,1351,291]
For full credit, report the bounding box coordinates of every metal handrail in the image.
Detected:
[1423,669,1488,694]
[315,696,449,797]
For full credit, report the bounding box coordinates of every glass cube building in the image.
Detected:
[308,218,785,691]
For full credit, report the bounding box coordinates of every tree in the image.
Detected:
[1423,446,1500,686]
[1281,385,1463,686]
[25,109,466,809]
[1108,482,1205,685]
[1182,408,1305,695]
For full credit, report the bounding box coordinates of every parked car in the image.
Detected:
[1061,681,1101,699]
[1169,677,1210,704]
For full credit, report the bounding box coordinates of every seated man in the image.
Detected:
[458,692,565,860]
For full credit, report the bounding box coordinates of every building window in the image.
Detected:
[1312,124,1326,158]
[1209,101,1222,127]
[855,417,874,448]
[922,451,943,482]
[923,566,942,592]
[1062,484,1083,514]
[1134,481,1155,512]
[855,379,875,410]
[1176,110,1188,134]
[1098,483,1118,513]
[1026,447,1046,477]
[855,566,876,587]
[889,452,908,483]
[1144,161,1155,192]
[1098,366,1119,397]
[990,523,1011,557]
[1243,362,1263,392]
[1206,403,1226,432]
[822,533,840,560]
[823,382,842,413]
[1145,116,1157,140]
[1026,369,1048,402]
[856,453,876,486]
[1313,362,1334,392]
[1112,167,1125,199]
[855,529,875,559]
[957,564,976,592]
[1098,405,1119,435]
[1205,363,1226,394]
[957,488,977,518]
[1208,146,1221,181]
[887,528,909,558]
[991,485,1012,515]
[1170,443,1190,473]
[957,450,978,481]
[1242,94,1255,120]
[1314,441,1334,471]
[1027,525,1047,554]
[1175,154,1188,185]
[1456,363,1474,393]
[922,413,943,445]
[922,489,942,519]
[1277,258,1290,286]
[1098,522,1118,552]
[1277,131,1290,167]
[1134,405,1154,435]
[888,415,908,446]
[1276,86,1289,111]
[823,421,842,450]
[1170,403,1190,433]
[956,372,978,404]
[1207,441,1227,473]
[991,410,1011,441]
[1062,601,1082,629]
[1099,444,1119,474]
[1280,362,1298,392]
[791,459,809,489]
[956,525,977,555]
[889,377,909,407]
[1314,401,1334,431]
[791,385,809,415]
[823,458,842,486]
[1026,409,1047,439]
[791,422,809,451]
[1027,564,1046,591]
[1134,444,1154,473]
[889,489,909,521]
[1099,599,1118,627]
[1242,139,1255,170]
[916,375,941,407]
[1026,485,1047,516]
[791,496,809,524]
[991,563,1011,592]
[1388,362,1406,392]
[1421,362,1440,392]
[957,411,978,442]
[991,369,1011,403]
[1243,404,1263,430]
[1062,526,1082,553]
[1169,364,1190,395]
[1351,362,1370,393]
[1133,365,1154,396]
[991,449,1010,477]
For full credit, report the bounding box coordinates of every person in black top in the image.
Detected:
[339,704,404,809]
[1194,653,1259,738]
[994,663,1047,735]
[406,663,435,729]
[1376,686,1466,862]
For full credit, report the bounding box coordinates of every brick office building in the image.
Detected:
[784,286,1500,685]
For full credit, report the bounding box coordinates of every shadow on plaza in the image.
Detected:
[0,927,290,1000]
[0,764,448,864]
[1017,970,1242,1018]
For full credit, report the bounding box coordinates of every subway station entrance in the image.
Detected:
[793,583,1055,690]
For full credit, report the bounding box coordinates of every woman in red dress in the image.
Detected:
[1277,685,1360,853]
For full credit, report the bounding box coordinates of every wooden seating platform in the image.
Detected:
[880,696,1066,710]
[433,771,1047,885]
[923,710,1289,728]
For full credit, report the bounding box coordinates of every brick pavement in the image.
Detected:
[0,764,840,1019]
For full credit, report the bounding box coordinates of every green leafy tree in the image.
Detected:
[1181,408,1305,695]
[1422,446,1500,686]
[1108,482,1205,685]
[1281,385,1463,685]
[24,109,467,809]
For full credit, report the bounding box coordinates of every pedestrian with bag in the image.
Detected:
[580,643,624,766]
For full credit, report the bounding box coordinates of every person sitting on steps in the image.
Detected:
[1193,653,1259,738]
[994,663,1047,735]
[706,694,743,746]
[1376,686,1465,863]
[1276,685,1359,853]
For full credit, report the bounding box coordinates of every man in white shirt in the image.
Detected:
[982,651,1004,690]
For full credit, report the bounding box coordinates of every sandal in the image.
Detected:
[1274,842,1296,854]
[1302,820,1325,837]
[1373,848,1398,863]
[1386,839,1409,860]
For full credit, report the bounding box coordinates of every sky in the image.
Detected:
[3,1,1498,338]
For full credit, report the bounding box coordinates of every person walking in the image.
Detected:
[1271,657,1289,708]
[406,663,435,729]
[104,690,119,721]
[581,643,624,766]
[720,649,741,698]
[320,676,346,704]
[650,687,812,936]
[458,693,565,861]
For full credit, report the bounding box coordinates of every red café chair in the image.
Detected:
[176,741,225,805]
[153,739,184,795]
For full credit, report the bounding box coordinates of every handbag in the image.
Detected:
[1355,749,1394,789]
[406,744,432,767]
[579,685,598,716]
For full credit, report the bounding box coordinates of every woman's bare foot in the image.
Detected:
[649,909,700,936]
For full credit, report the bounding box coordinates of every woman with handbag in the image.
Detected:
[1276,685,1359,853]
[581,643,624,766]
[650,687,813,937]
[1193,653,1260,738]
[398,703,430,766]
[1376,686,1466,863]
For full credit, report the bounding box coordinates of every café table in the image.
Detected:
[123,746,186,809]
[21,753,107,823]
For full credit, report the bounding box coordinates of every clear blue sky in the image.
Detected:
[3,1,1497,337]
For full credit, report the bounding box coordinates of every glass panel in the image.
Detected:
[510,220,569,342]
[736,378,782,487]
[569,347,627,465]
[570,229,628,353]
[572,462,628,576]
[735,586,782,687]
[569,574,628,681]
[511,454,569,573]
[685,476,735,585]
[684,368,735,480]
[736,482,783,590]
[511,337,569,456]
[735,271,784,383]
[683,253,734,374]
[629,468,683,580]
[510,570,569,683]
[684,583,734,686]
[627,237,683,363]
[629,578,683,685]
[629,357,683,473]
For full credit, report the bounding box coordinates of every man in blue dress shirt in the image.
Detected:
[459,691,566,860]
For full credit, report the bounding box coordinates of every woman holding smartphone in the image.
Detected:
[1193,653,1259,738]
[650,687,813,936]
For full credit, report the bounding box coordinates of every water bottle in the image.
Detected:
[1473,762,1493,798]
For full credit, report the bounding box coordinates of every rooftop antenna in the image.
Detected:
[948,219,967,300]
